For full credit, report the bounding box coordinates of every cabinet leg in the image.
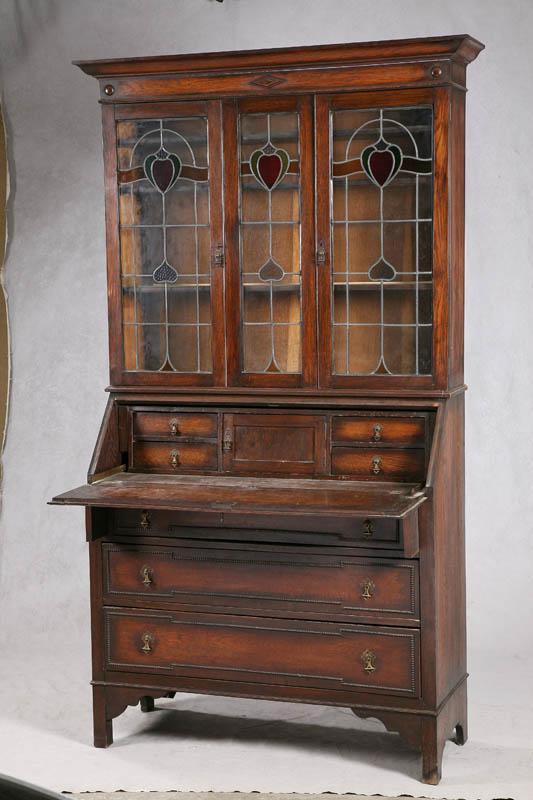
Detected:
[421,717,443,785]
[93,686,113,748]
[140,695,155,713]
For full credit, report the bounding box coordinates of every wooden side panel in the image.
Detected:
[448,88,466,388]
[88,397,122,481]
[432,392,466,702]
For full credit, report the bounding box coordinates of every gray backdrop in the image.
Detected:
[0,0,531,795]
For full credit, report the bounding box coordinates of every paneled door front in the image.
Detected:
[224,96,317,388]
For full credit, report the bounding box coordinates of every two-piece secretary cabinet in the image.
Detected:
[52,35,483,784]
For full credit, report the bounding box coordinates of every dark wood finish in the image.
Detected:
[54,36,481,783]
[103,541,419,624]
[332,414,426,447]
[131,441,218,473]
[222,413,326,475]
[331,447,426,482]
[133,410,218,440]
[104,608,420,697]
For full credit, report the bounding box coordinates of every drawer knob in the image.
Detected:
[140,510,151,530]
[361,579,375,600]
[361,649,377,674]
[362,519,374,538]
[169,418,179,436]
[140,565,153,587]
[372,423,383,442]
[371,456,382,475]
[170,449,179,469]
[141,632,154,654]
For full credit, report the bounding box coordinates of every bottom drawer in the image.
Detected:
[104,608,420,697]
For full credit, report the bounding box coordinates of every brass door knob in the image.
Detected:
[170,449,179,469]
[140,565,153,587]
[361,649,376,673]
[141,632,154,654]
[371,456,382,475]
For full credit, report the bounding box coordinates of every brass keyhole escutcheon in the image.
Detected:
[169,418,179,436]
[362,519,374,538]
[361,649,376,674]
[170,449,179,469]
[372,423,383,442]
[361,579,375,600]
[140,565,153,587]
[371,456,382,475]
[141,632,154,654]
[223,429,233,452]
[140,510,151,530]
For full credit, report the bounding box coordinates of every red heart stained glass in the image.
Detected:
[144,151,182,193]
[250,145,290,190]
[361,140,402,188]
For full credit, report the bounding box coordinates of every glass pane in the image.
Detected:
[116,115,212,373]
[331,105,433,376]
[239,110,302,374]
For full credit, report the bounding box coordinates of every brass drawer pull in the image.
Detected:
[372,423,383,442]
[140,565,153,587]
[316,240,326,264]
[141,632,154,654]
[140,510,151,530]
[361,649,377,674]
[361,579,375,600]
[371,456,382,475]
[169,418,179,436]
[362,519,374,538]
[170,449,179,469]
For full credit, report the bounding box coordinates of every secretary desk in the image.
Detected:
[52,35,483,784]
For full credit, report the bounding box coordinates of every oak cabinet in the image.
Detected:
[52,34,483,784]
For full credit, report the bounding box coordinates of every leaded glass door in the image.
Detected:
[316,90,447,388]
[108,100,224,386]
[224,96,316,388]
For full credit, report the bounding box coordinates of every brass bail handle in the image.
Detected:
[170,449,179,469]
[371,456,382,475]
[361,649,377,674]
[169,418,179,436]
[141,632,154,654]
[361,579,375,600]
[140,565,153,587]
[140,510,151,530]
[372,423,383,442]
[362,519,374,538]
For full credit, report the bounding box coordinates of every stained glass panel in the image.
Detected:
[116,116,212,373]
[239,111,302,374]
[331,105,433,376]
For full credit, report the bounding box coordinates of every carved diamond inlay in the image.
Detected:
[249,73,286,88]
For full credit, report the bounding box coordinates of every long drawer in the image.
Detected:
[104,608,420,697]
[102,542,419,624]
[108,509,402,551]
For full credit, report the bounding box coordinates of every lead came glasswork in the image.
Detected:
[239,111,302,374]
[117,116,212,373]
[331,106,434,376]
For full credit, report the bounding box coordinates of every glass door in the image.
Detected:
[224,96,316,387]
[316,89,445,388]
[109,100,225,386]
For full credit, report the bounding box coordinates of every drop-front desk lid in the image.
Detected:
[50,473,426,519]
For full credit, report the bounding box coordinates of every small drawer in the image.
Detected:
[332,447,425,482]
[104,608,420,697]
[133,411,217,441]
[103,543,419,623]
[332,415,426,447]
[132,441,218,473]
